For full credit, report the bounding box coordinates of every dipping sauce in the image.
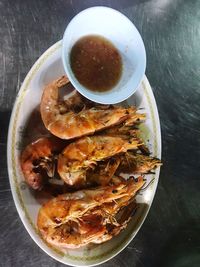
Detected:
[70,35,122,92]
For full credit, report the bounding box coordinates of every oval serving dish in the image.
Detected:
[7,40,161,266]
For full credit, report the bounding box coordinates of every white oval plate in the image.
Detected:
[7,41,161,267]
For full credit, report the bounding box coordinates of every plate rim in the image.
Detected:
[7,40,161,266]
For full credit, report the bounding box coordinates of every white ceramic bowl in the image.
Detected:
[62,6,146,104]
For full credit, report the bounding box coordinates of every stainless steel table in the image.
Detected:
[0,0,200,266]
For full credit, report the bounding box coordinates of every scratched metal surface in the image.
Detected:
[0,0,200,266]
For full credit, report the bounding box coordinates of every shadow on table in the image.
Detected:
[156,219,200,267]
[0,110,11,144]
[80,0,150,10]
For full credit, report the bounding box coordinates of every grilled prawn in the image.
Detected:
[37,176,145,248]
[20,137,65,190]
[40,76,137,140]
[57,135,142,186]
